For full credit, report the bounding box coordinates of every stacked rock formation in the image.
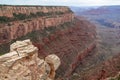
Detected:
[0,39,61,80]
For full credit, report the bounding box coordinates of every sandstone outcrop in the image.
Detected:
[0,39,61,80]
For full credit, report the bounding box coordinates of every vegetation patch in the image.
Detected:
[0,10,72,23]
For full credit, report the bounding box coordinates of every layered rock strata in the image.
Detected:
[32,19,96,79]
[0,6,74,44]
[0,39,61,80]
[0,6,71,17]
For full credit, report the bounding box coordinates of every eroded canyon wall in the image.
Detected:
[0,6,97,79]
[0,6,74,44]
[31,19,97,79]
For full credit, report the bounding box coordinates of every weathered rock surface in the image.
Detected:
[0,6,74,44]
[0,39,60,80]
[105,72,120,80]
[32,19,97,79]
[85,53,120,80]
[0,6,70,17]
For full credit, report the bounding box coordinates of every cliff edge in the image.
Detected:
[0,39,61,80]
[0,6,74,44]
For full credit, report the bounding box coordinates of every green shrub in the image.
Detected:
[0,16,10,23]
[36,12,44,16]
[0,10,70,23]
[13,13,28,20]
[29,13,37,18]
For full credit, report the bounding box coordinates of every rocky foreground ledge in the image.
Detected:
[0,39,61,80]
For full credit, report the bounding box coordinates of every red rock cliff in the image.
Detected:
[0,6,70,17]
[0,6,97,79]
[32,19,96,79]
[0,6,74,44]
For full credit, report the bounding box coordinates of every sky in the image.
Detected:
[0,0,120,6]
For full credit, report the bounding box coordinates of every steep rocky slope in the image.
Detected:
[0,5,97,79]
[32,19,96,79]
[70,6,120,80]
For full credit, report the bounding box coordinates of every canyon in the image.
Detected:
[70,6,120,80]
[0,5,97,80]
[0,5,120,80]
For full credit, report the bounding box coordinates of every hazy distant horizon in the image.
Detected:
[0,0,120,7]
